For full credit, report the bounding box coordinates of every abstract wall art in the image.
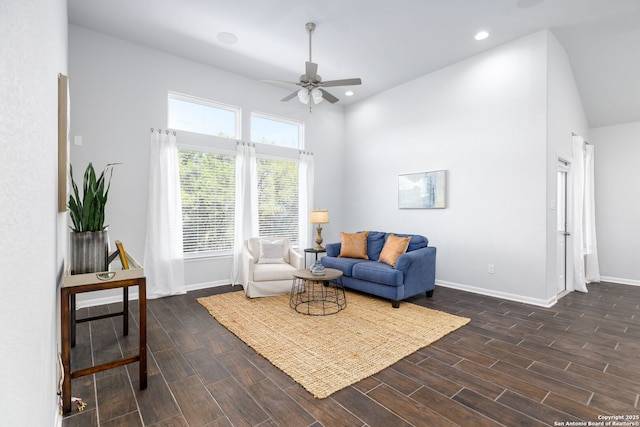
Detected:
[398,170,446,209]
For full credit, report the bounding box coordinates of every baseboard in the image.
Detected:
[186,279,232,292]
[75,280,233,308]
[600,276,640,287]
[77,277,635,309]
[435,280,557,308]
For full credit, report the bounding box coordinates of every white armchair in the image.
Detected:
[240,237,304,298]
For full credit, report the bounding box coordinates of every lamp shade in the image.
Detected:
[310,209,329,224]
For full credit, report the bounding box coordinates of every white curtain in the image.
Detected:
[583,143,601,283]
[298,151,315,250]
[571,135,600,292]
[231,142,256,285]
[144,130,185,298]
[249,145,259,235]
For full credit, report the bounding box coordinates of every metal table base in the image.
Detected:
[290,268,346,316]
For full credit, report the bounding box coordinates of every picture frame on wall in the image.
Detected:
[398,170,447,209]
[58,73,69,212]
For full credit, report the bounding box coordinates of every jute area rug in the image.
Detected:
[197,290,470,399]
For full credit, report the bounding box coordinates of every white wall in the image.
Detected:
[545,31,590,300]
[590,121,640,285]
[68,26,345,303]
[345,32,556,305]
[0,0,68,425]
[68,26,596,308]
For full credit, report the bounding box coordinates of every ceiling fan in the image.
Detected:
[261,22,362,108]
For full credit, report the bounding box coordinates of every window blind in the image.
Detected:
[178,150,235,253]
[256,158,299,245]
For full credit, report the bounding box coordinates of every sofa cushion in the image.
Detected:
[379,234,411,267]
[253,263,297,282]
[321,255,365,277]
[352,261,404,287]
[364,231,386,261]
[325,242,341,257]
[387,233,428,252]
[339,231,369,259]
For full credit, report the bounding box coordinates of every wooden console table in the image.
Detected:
[60,256,147,414]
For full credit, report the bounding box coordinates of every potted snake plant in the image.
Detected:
[68,162,117,274]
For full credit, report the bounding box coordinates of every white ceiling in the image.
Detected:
[67,0,640,128]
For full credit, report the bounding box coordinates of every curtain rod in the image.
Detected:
[571,132,590,144]
[150,128,176,135]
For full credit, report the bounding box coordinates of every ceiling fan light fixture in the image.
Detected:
[298,88,310,104]
[311,88,323,104]
[345,90,354,96]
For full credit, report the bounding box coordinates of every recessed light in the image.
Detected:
[474,31,489,41]
[217,32,238,45]
[345,90,354,97]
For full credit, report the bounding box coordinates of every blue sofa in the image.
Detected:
[320,231,436,307]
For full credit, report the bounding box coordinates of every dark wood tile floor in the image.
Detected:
[62,281,640,426]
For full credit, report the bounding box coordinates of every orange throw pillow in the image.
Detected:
[338,231,369,259]
[379,234,411,267]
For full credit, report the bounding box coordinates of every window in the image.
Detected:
[169,93,239,139]
[251,112,303,149]
[252,113,303,246]
[169,94,306,255]
[178,150,235,254]
[256,157,299,245]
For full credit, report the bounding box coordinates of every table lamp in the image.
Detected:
[310,209,330,250]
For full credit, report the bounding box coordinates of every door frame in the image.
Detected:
[557,158,574,295]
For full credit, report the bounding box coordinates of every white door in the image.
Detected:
[557,161,570,294]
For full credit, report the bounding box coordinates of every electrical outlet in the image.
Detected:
[488,264,495,274]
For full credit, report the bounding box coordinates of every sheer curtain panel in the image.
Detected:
[144,130,185,298]
[571,134,600,292]
[231,142,256,285]
[298,151,315,250]
[583,142,601,283]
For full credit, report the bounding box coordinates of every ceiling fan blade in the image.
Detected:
[260,78,301,86]
[321,78,362,87]
[319,88,339,103]
[305,62,318,81]
[281,91,299,102]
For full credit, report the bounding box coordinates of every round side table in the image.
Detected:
[289,268,346,315]
[303,248,327,268]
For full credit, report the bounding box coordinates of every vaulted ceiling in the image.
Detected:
[68,0,640,128]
